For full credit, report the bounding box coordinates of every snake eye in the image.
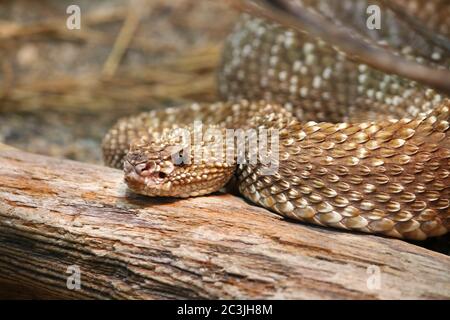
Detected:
[158,172,167,179]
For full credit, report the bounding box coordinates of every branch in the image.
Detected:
[0,146,449,299]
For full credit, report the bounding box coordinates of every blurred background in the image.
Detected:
[0,0,237,163]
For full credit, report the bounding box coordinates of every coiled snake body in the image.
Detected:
[103,1,450,240]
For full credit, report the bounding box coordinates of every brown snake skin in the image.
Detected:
[103,0,450,240]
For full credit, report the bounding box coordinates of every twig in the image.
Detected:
[102,5,143,77]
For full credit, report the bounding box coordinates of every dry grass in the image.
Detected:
[0,44,220,113]
[0,1,226,114]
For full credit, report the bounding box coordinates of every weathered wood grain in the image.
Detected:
[0,147,449,299]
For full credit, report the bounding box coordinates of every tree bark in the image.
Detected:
[0,145,449,299]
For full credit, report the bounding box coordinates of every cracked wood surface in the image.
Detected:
[0,145,449,299]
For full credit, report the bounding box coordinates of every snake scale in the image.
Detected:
[103,0,450,240]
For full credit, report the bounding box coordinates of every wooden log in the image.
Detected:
[0,146,449,299]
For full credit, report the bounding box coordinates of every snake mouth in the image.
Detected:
[123,159,173,195]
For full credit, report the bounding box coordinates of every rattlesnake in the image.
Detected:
[102,0,450,240]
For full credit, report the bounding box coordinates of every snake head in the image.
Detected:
[123,138,235,198]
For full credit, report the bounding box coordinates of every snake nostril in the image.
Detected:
[133,163,146,174]
[123,160,133,173]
